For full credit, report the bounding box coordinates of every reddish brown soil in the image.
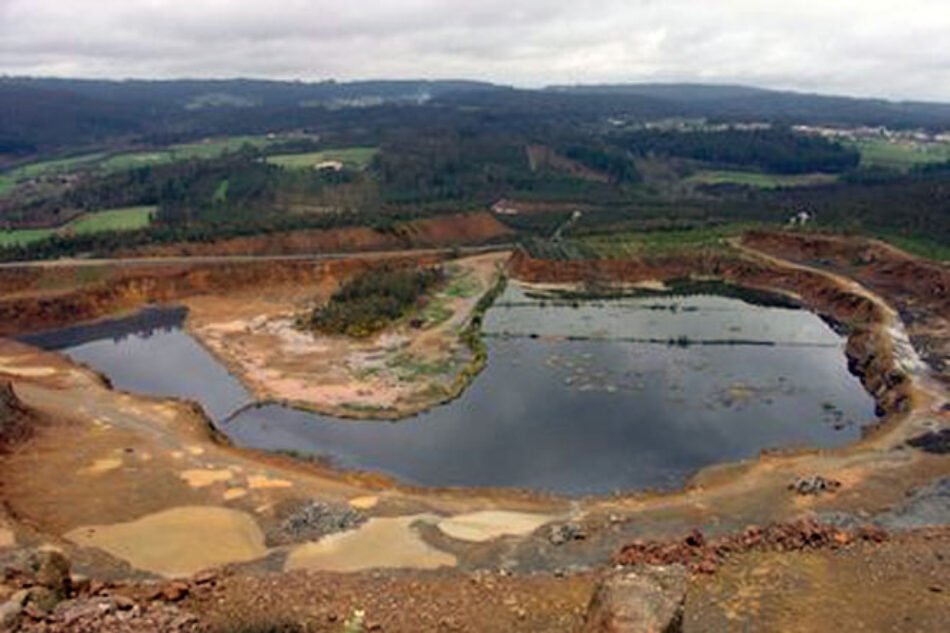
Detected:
[116,212,512,258]
[0,255,442,336]
[0,381,36,451]
[613,519,887,575]
[741,230,950,384]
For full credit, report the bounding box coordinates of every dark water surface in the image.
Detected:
[22,289,876,495]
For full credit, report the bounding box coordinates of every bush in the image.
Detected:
[306,266,446,337]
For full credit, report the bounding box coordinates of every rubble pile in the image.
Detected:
[613,519,888,574]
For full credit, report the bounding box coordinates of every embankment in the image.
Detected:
[0,255,443,336]
[115,211,513,258]
[740,230,950,386]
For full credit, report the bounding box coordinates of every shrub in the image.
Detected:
[306,266,446,337]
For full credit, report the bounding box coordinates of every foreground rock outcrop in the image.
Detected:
[583,565,687,633]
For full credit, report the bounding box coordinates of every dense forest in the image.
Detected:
[616,128,860,174]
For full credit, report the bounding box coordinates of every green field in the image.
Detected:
[0,134,303,197]
[578,223,763,258]
[686,170,838,189]
[266,147,379,170]
[849,139,950,170]
[873,232,950,262]
[0,205,155,248]
[0,152,108,196]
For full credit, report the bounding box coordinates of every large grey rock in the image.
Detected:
[30,550,71,595]
[584,564,688,633]
[0,599,22,631]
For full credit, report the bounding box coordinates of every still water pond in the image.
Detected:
[22,285,876,495]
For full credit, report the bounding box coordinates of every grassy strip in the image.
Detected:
[847,138,950,170]
[454,271,508,389]
[0,134,294,198]
[577,222,763,259]
[871,232,950,262]
[0,206,154,247]
[687,170,838,189]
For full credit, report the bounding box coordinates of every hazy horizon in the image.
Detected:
[2,1,949,103]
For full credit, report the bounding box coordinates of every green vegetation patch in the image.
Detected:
[0,205,154,247]
[687,170,838,189]
[305,266,446,338]
[849,139,950,170]
[578,223,759,259]
[418,296,454,328]
[0,228,54,248]
[266,147,379,170]
[442,270,482,298]
[872,232,950,261]
[0,152,107,197]
[62,206,154,234]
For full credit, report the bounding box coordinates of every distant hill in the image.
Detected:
[3,77,950,161]
[0,77,496,109]
[546,83,950,129]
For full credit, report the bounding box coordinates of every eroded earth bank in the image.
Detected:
[0,231,946,632]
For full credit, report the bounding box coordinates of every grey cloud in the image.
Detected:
[1,0,948,101]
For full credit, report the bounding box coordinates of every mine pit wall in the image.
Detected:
[111,211,513,258]
[0,255,444,337]
[508,250,914,425]
[741,230,950,387]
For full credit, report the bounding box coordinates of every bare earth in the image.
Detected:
[185,252,508,418]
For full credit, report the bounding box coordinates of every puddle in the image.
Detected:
[285,515,456,572]
[65,506,268,577]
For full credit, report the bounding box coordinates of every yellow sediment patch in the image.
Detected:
[348,495,379,510]
[80,458,123,475]
[0,364,57,377]
[0,528,15,548]
[223,488,248,501]
[248,475,293,489]
[285,515,456,573]
[186,446,205,456]
[436,511,555,543]
[180,469,233,487]
[65,506,268,578]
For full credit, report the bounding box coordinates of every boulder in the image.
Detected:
[29,550,71,595]
[583,565,688,633]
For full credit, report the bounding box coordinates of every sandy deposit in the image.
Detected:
[65,506,269,578]
[285,515,457,572]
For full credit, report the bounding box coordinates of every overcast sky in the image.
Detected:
[1,0,948,102]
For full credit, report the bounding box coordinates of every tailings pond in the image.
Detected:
[21,283,877,495]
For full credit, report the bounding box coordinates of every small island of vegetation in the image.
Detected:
[304,266,446,338]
